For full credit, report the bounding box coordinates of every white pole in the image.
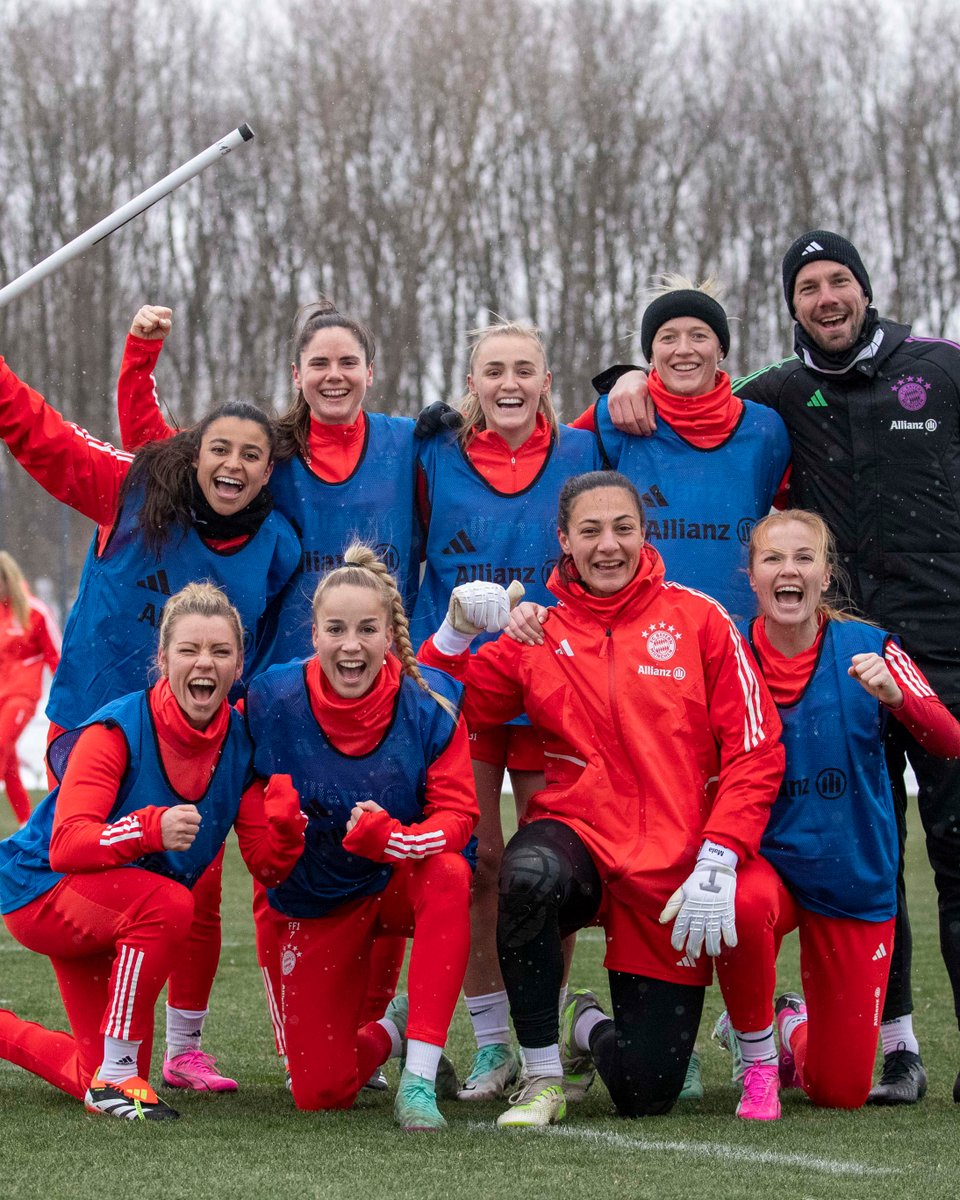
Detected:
[0,123,255,310]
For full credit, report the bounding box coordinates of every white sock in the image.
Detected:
[165,1005,207,1059]
[734,1024,778,1065]
[880,1015,920,1057]
[574,1007,608,1054]
[521,1044,563,1078]
[404,1040,442,1082]
[97,1035,142,1083]
[377,1017,403,1059]
[464,990,510,1048]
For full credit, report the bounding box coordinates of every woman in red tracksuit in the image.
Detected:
[245,542,478,1130]
[0,334,300,1093]
[712,510,960,1115]
[0,552,61,825]
[420,470,785,1127]
[0,583,305,1120]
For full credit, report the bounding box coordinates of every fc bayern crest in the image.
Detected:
[646,628,676,661]
[891,375,931,412]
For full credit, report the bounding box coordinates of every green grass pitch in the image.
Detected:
[0,797,957,1200]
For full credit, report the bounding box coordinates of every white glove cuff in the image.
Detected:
[433,617,476,657]
[697,839,738,871]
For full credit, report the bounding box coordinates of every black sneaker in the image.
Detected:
[866,1050,928,1106]
[953,1069,960,1104]
[84,1075,180,1121]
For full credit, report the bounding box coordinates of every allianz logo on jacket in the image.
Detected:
[889,419,938,432]
[638,624,687,681]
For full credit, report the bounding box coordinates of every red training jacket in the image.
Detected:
[421,544,784,915]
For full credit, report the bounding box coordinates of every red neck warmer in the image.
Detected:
[305,652,402,755]
[751,613,826,705]
[149,677,230,801]
[548,542,665,626]
[647,369,743,449]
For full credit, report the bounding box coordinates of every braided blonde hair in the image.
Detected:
[311,542,459,719]
[458,320,558,449]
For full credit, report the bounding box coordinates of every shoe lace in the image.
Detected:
[471,1044,509,1078]
[169,1049,216,1071]
[508,1076,559,1106]
[742,1063,778,1104]
[400,1073,436,1109]
[883,1049,918,1081]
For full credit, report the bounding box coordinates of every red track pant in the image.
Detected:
[279,853,472,1111]
[717,862,894,1109]
[0,868,195,1099]
[254,879,407,1059]
[44,722,224,1018]
[0,694,37,825]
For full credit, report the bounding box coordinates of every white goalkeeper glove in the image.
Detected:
[433,580,525,655]
[659,840,738,959]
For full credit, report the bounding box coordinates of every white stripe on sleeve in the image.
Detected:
[384,829,447,860]
[885,642,935,699]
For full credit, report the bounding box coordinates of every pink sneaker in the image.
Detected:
[736,1063,781,1120]
[774,992,808,1090]
[162,1049,238,1092]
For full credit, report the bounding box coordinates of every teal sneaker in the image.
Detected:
[395,1067,446,1131]
[383,994,459,1099]
[712,1010,746,1083]
[458,1043,522,1100]
[559,988,601,1101]
[678,1048,704,1100]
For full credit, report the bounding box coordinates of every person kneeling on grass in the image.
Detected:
[0,584,306,1121]
[419,471,785,1127]
[711,510,960,1114]
[244,542,478,1130]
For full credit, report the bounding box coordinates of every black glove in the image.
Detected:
[414,401,463,439]
[591,363,644,396]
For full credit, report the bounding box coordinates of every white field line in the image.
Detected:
[466,1122,897,1177]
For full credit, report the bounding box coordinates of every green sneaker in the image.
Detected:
[383,994,459,1099]
[712,1010,746,1083]
[678,1048,704,1100]
[559,988,601,1101]
[458,1043,522,1100]
[496,1076,566,1128]
[395,1067,446,1131]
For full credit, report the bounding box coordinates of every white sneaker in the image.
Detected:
[458,1043,522,1101]
[496,1075,566,1128]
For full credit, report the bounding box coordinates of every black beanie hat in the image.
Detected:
[640,290,730,362]
[781,230,872,315]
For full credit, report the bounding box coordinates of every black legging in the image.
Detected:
[884,708,960,1028]
[498,818,704,1116]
